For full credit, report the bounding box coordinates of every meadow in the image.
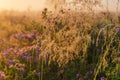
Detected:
[0,9,120,80]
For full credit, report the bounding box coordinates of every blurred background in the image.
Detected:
[0,0,119,12]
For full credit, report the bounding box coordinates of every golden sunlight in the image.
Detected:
[0,0,46,11]
[0,0,119,11]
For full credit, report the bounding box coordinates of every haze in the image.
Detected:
[0,0,47,11]
[0,0,119,12]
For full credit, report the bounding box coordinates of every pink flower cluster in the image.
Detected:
[0,72,5,79]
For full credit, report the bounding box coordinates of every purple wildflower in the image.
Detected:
[14,33,21,38]
[21,52,28,57]
[47,19,51,23]
[89,70,93,75]
[36,72,41,77]
[35,45,40,56]
[0,73,5,79]
[14,33,26,40]
[34,59,38,64]
[9,60,13,64]
[97,49,101,53]
[4,50,9,56]
[98,39,102,44]
[18,68,24,72]
[26,33,36,39]
[26,55,31,60]
[46,56,49,63]
[15,63,19,67]
[20,34,26,40]
[116,27,120,32]
[76,73,80,78]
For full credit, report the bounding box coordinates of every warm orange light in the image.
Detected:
[0,0,119,12]
[0,0,47,11]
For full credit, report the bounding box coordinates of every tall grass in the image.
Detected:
[0,5,120,80]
